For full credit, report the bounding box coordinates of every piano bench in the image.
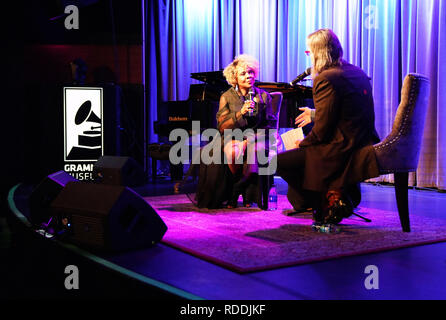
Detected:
[148,143,183,182]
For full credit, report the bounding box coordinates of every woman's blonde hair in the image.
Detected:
[307,29,343,76]
[223,54,259,87]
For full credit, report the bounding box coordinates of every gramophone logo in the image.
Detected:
[64,87,103,162]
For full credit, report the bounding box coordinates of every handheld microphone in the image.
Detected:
[290,67,312,86]
[248,88,255,116]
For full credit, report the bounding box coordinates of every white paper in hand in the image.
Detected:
[280,128,304,150]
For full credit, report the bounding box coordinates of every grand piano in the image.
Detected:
[154,70,314,137]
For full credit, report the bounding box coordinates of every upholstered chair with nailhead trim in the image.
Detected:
[373,73,430,232]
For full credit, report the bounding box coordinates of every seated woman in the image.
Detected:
[195,54,275,209]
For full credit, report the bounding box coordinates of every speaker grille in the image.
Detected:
[71,214,106,248]
[49,181,167,252]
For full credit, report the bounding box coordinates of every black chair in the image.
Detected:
[373,73,430,232]
[248,91,283,208]
[148,143,184,182]
[269,92,283,128]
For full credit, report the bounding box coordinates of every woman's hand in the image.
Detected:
[241,100,255,116]
[295,107,312,127]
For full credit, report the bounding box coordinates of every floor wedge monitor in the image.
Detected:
[29,171,78,226]
[50,181,167,252]
[93,156,146,187]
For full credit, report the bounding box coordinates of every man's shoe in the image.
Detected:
[312,208,325,224]
[323,190,353,224]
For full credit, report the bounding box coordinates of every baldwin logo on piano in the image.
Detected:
[169,116,189,121]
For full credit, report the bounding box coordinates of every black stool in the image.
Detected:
[148,143,183,182]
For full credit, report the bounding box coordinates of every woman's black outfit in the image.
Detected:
[195,86,275,209]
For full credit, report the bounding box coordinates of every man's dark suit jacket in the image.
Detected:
[299,61,381,192]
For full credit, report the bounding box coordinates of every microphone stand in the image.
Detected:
[350,211,372,222]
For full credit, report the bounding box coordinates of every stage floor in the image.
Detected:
[5,178,446,300]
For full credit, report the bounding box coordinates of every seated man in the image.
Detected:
[275,29,380,224]
[287,108,362,212]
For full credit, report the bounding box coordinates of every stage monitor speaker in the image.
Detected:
[49,181,167,252]
[93,156,146,187]
[29,171,78,226]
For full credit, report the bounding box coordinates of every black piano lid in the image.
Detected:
[189,70,312,97]
[255,81,312,96]
[190,70,226,83]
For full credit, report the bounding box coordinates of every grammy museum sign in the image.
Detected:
[63,87,103,180]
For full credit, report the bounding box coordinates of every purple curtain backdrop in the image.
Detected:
[145,0,446,189]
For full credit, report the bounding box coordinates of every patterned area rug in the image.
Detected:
[144,194,446,273]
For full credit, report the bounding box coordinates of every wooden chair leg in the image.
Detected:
[394,172,410,232]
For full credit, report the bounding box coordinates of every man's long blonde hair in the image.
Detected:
[307,29,343,77]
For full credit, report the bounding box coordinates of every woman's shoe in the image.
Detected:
[227,187,243,209]
[243,180,257,208]
[227,173,256,209]
[226,198,238,209]
[243,201,253,208]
